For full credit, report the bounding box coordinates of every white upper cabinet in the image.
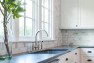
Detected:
[80,0,94,29]
[61,0,80,29]
[61,0,94,29]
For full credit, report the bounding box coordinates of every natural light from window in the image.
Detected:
[0,0,53,41]
[19,0,53,41]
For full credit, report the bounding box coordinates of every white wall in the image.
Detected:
[53,0,63,46]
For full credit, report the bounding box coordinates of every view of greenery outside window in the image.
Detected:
[19,0,53,41]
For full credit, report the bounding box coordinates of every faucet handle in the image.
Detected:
[32,43,34,51]
[40,41,43,50]
[69,42,73,47]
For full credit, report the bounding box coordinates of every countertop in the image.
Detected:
[78,46,94,48]
[0,54,57,63]
[0,46,78,63]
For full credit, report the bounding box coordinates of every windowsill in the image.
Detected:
[0,39,55,43]
[14,39,56,43]
[0,38,55,43]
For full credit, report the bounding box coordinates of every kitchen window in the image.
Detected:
[16,0,53,41]
[19,0,39,40]
[41,0,53,40]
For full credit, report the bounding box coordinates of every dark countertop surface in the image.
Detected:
[78,46,94,48]
[0,54,57,63]
[0,46,78,63]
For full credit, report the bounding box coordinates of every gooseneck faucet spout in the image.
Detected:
[33,30,48,51]
[35,30,48,43]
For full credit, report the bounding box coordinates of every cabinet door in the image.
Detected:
[66,49,80,63]
[66,52,73,63]
[71,49,80,63]
[81,56,94,63]
[61,0,80,29]
[80,48,94,56]
[80,0,94,29]
[58,49,80,63]
[58,54,68,63]
[58,52,76,63]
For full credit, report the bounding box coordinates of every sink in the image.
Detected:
[31,49,68,54]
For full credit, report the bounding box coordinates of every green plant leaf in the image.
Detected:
[0,0,25,19]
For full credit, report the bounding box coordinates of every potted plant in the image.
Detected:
[0,0,24,60]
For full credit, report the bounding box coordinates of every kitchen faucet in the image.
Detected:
[32,30,48,51]
[69,42,73,47]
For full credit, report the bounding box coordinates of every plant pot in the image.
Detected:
[0,42,12,60]
[0,55,12,60]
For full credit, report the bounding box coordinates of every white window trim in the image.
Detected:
[9,0,54,42]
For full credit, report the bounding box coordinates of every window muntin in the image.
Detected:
[0,13,3,40]
[0,4,4,41]
[41,0,53,40]
[19,0,33,37]
[18,0,53,41]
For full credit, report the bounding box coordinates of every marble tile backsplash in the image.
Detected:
[61,29,94,46]
[0,41,57,55]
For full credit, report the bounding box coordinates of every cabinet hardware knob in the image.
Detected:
[75,53,77,55]
[87,59,92,61]
[66,58,68,61]
[88,51,92,53]
[76,25,78,27]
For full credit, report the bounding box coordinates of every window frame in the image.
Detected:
[10,0,53,41]
[40,0,53,40]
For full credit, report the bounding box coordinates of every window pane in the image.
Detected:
[32,0,39,5]
[44,9,49,22]
[26,0,32,18]
[21,0,24,4]
[41,8,49,22]
[42,0,48,8]
[0,12,3,39]
[19,0,53,40]
[0,23,3,37]
[25,18,32,36]
[44,23,48,33]
[34,5,39,20]
[41,0,53,40]
[42,7,44,21]
[42,22,48,33]
[19,5,24,16]
[42,22,44,29]
[19,17,24,37]
[41,22,49,39]
[0,4,3,39]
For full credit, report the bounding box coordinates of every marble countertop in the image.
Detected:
[0,46,78,63]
